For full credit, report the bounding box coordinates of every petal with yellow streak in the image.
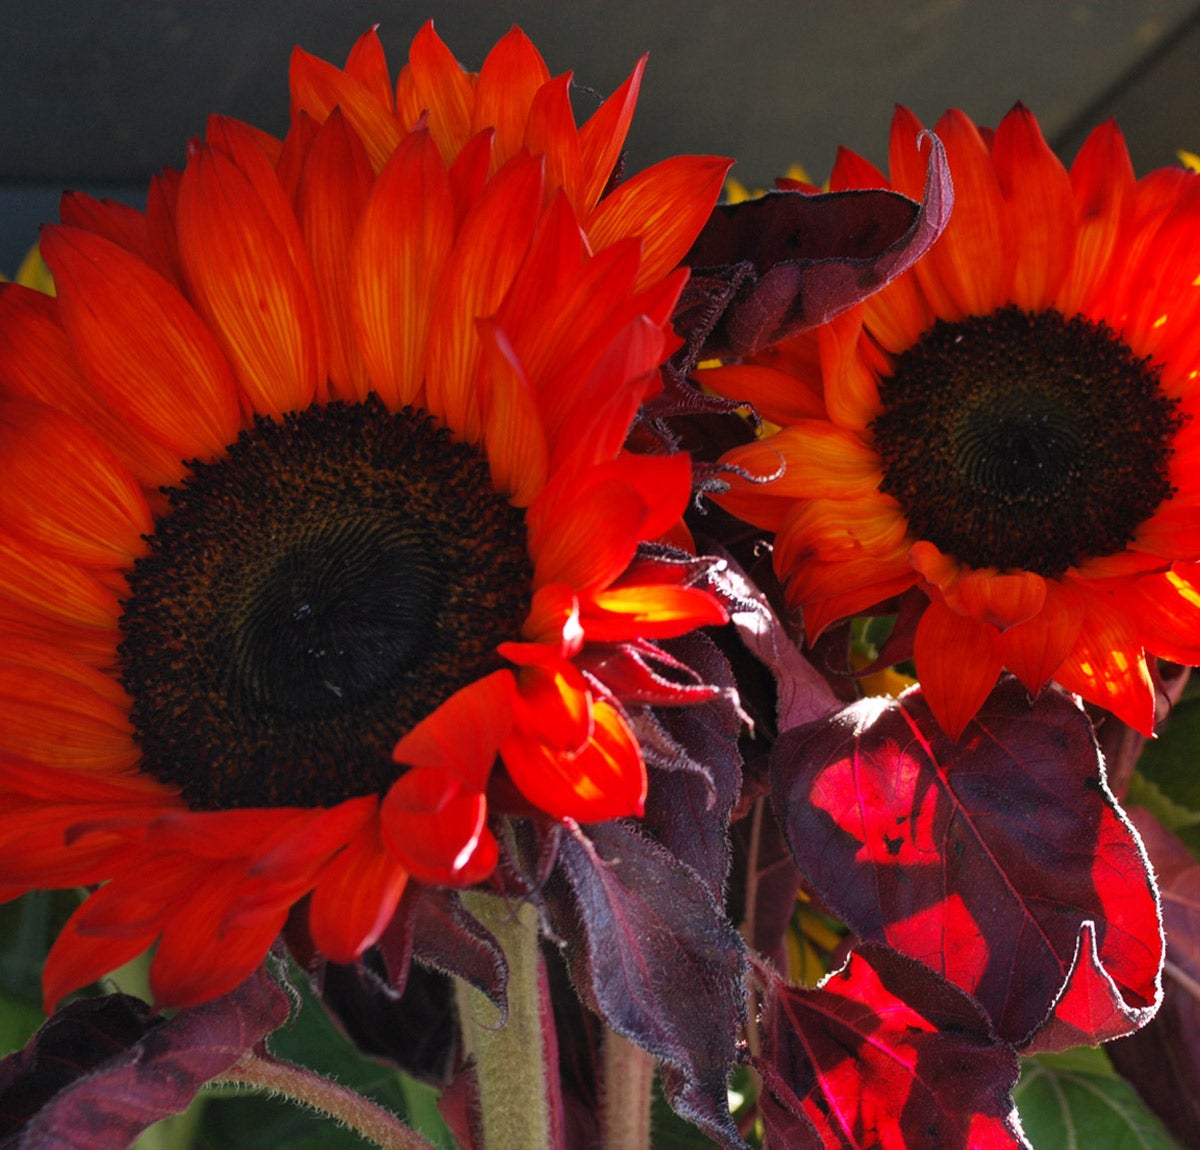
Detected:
[0,403,151,567]
[351,129,455,410]
[43,227,243,463]
[587,155,732,290]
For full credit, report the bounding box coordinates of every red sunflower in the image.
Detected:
[0,23,730,1010]
[708,104,1200,738]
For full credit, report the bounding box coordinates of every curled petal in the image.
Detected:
[501,698,646,822]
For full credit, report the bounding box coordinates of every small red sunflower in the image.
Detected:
[708,105,1200,738]
[0,23,730,1010]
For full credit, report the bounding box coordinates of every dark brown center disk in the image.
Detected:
[871,306,1184,576]
[120,396,532,809]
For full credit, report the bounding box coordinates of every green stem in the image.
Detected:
[600,1028,654,1150]
[457,891,555,1150]
[213,1048,437,1150]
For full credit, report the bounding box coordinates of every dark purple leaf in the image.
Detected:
[710,548,841,733]
[632,631,743,901]
[677,132,951,360]
[1,965,288,1150]
[1108,807,1200,1146]
[756,946,1027,1150]
[550,821,749,1148]
[771,678,1163,1047]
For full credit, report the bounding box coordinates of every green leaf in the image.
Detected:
[1135,697,1200,813]
[1014,1047,1182,1150]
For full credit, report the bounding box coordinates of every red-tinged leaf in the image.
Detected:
[1107,808,1200,1146]
[756,946,1027,1150]
[677,132,951,360]
[550,821,749,1149]
[771,678,1163,1047]
[0,965,288,1148]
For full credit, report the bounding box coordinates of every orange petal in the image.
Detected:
[774,493,910,577]
[586,155,731,289]
[918,109,1010,318]
[392,670,516,791]
[344,27,397,112]
[501,698,646,822]
[42,226,243,462]
[523,582,584,654]
[1057,120,1134,315]
[829,147,889,191]
[296,109,375,402]
[352,128,455,408]
[990,104,1075,310]
[1108,565,1200,666]
[995,578,1084,693]
[548,313,672,477]
[58,191,176,284]
[818,309,882,432]
[1052,586,1155,735]
[0,285,185,487]
[151,865,291,1008]
[941,568,1047,632]
[577,57,644,213]
[477,317,549,506]
[913,599,1004,739]
[474,26,552,170]
[0,660,136,772]
[289,36,402,172]
[44,892,162,1010]
[425,150,544,440]
[717,422,883,530]
[700,360,827,425]
[176,139,324,415]
[524,73,583,210]
[0,402,151,566]
[0,526,122,629]
[582,584,728,642]
[405,21,476,164]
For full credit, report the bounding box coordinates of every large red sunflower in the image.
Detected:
[708,105,1200,739]
[0,24,730,1010]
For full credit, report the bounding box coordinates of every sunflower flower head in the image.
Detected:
[0,22,730,1010]
[707,104,1200,739]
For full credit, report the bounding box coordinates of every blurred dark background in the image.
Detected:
[2,0,1200,271]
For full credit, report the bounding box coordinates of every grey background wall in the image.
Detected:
[2,1,1199,271]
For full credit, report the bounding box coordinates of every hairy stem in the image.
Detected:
[213,1048,437,1150]
[458,891,557,1150]
[600,1028,654,1150]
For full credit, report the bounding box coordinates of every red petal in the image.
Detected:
[913,600,1004,739]
[380,766,496,886]
[501,698,646,822]
[309,814,409,963]
[392,670,516,791]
